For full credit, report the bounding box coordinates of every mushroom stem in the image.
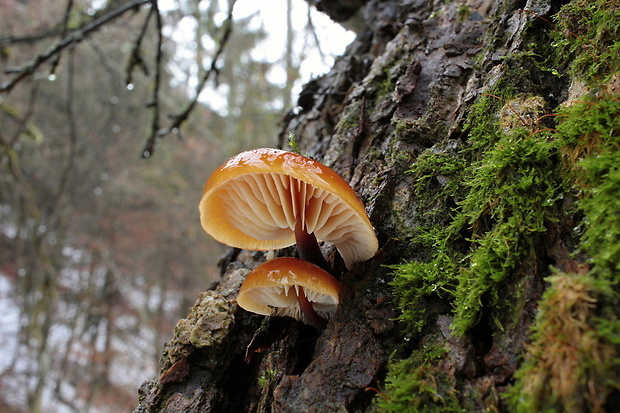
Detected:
[296,287,327,330]
[294,219,332,273]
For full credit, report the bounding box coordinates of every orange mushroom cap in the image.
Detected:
[199,148,378,269]
[236,257,341,323]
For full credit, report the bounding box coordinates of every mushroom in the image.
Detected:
[199,148,378,270]
[236,257,341,329]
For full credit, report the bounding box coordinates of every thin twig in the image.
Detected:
[126,2,154,86]
[143,0,163,159]
[1,0,150,93]
[49,0,75,75]
[141,0,237,158]
[0,29,66,47]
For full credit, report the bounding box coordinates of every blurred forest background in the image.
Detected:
[0,0,352,411]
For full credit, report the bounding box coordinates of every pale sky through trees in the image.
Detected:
[162,0,356,113]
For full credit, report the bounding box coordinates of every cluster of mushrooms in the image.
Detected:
[199,148,379,329]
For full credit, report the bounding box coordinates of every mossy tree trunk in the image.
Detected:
[134,0,620,411]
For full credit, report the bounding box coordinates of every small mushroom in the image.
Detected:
[236,257,341,329]
[199,148,378,270]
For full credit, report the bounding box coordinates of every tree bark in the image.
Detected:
[134,0,620,411]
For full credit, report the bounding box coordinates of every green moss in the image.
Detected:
[409,91,562,337]
[462,89,512,151]
[552,0,620,85]
[386,0,620,408]
[390,229,461,334]
[391,94,563,337]
[505,272,620,412]
[503,44,620,413]
[407,143,466,220]
[286,132,301,154]
[556,95,620,281]
[258,368,277,389]
[505,10,620,407]
[378,345,464,413]
[451,127,562,335]
[389,142,467,334]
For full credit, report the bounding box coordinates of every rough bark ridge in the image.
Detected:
[134,0,602,411]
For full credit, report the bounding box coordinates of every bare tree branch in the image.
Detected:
[141,0,237,158]
[0,0,151,93]
[0,29,67,47]
[142,1,164,159]
[49,0,75,75]
[126,2,154,86]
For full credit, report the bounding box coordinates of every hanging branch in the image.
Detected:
[141,0,237,158]
[125,2,154,86]
[142,0,164,159]
[49,0,75,75]
[0,0,151,93]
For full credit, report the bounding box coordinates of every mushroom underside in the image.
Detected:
[213,173,376,267]
[240,285,338,321]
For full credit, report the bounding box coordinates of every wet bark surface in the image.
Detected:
[134,0,572,411]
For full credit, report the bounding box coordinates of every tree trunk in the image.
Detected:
[134,0,620,411]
